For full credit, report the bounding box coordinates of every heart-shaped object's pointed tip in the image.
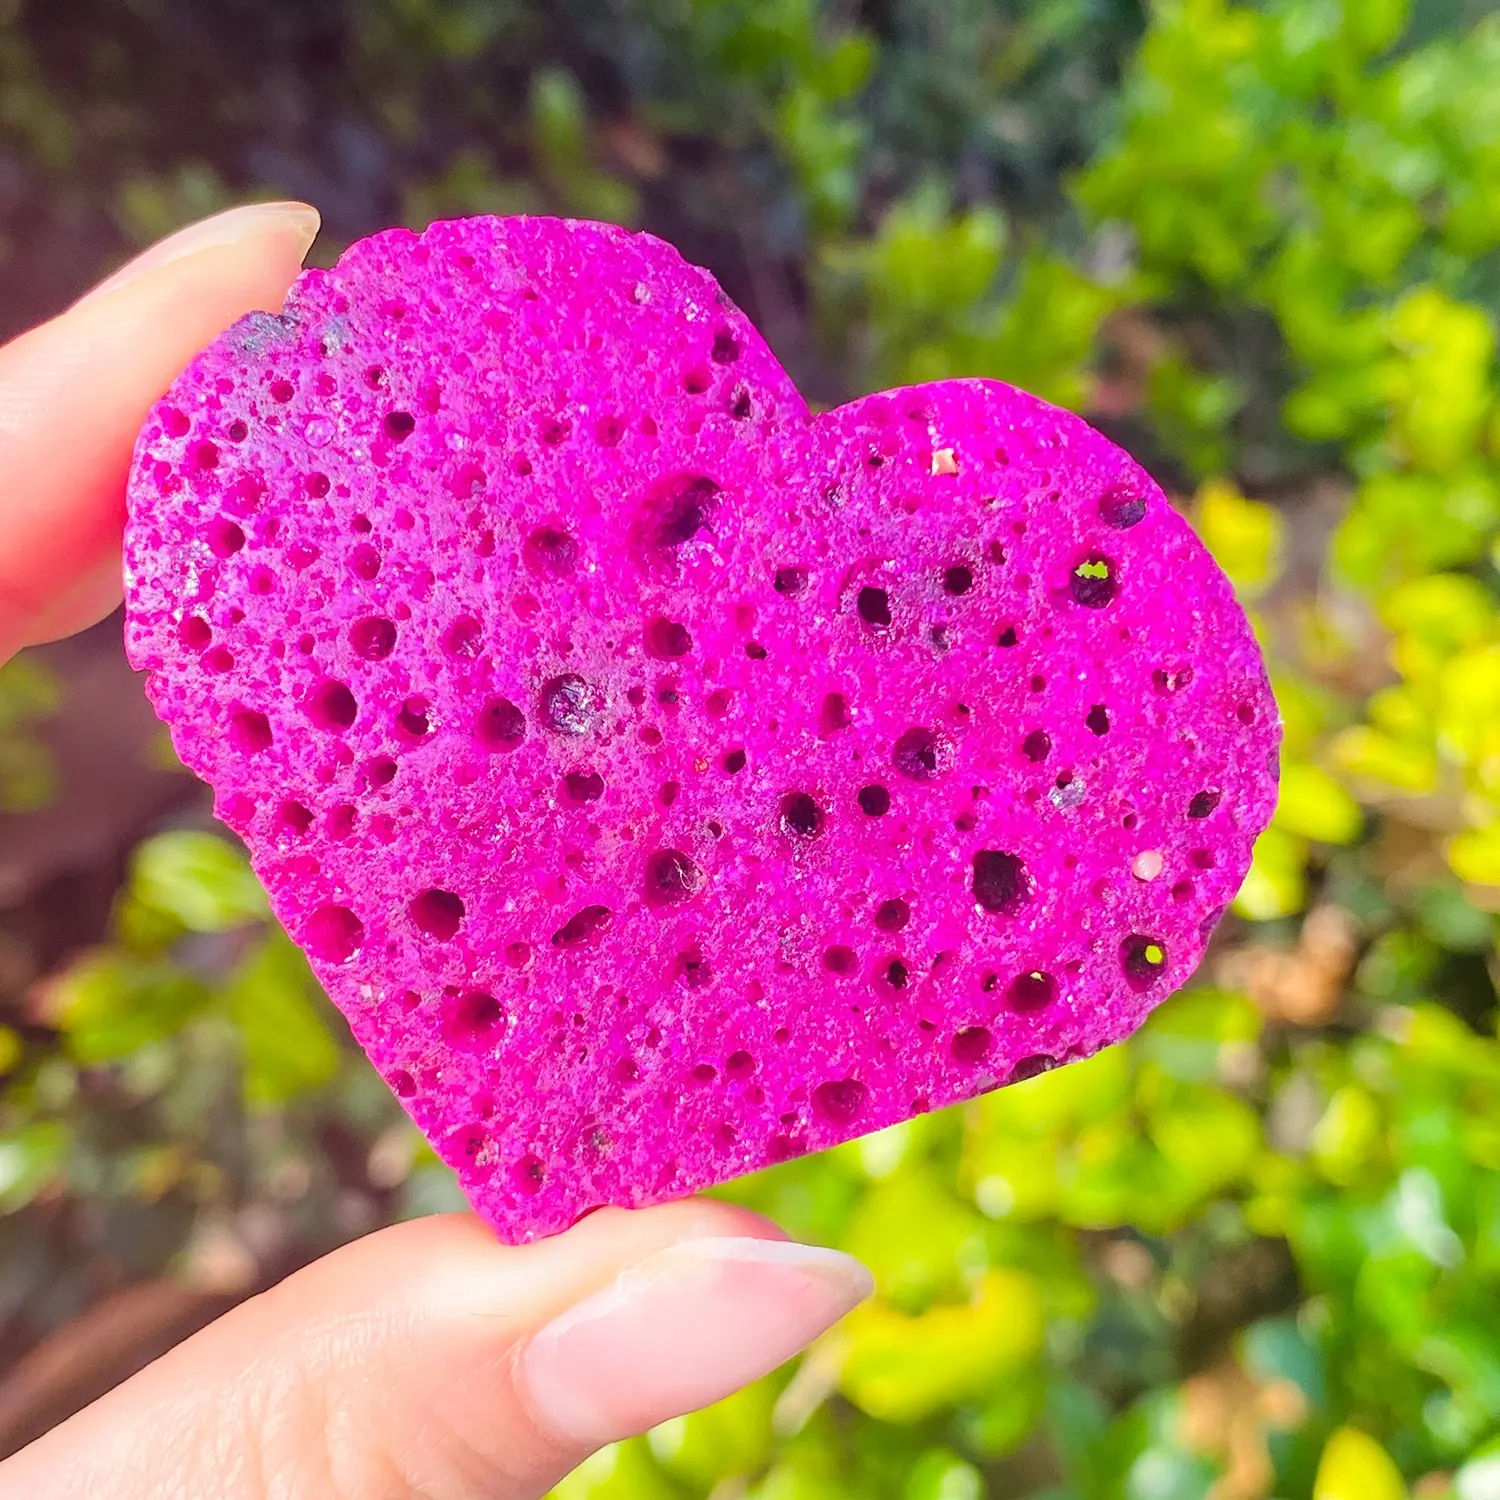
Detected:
[122,214,1279,1242]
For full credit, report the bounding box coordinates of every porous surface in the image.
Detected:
[123,216,1280,1242]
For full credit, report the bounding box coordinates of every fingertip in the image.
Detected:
[517,1234,872,1448]
[0,206,320,656]
[76,201,320,309]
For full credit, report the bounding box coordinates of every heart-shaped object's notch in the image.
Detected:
[125,217,1278,1242]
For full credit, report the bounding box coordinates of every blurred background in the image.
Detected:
[1,0,1499,1496]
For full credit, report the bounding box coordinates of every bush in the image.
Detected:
[4,2,1500,1495]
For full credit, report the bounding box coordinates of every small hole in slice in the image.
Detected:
[1153,666,1195,695]
[1012,1053,1058,1083]
[819,692,850,737]
[366,756,397,788]
[524,526,579,577]
[779,791,825,839]
[541,675,599,735]
[1188,790,1222,819]
[477,698,526,750]
[857,586,892,627]
[397,698,431,738]
[1121,934,1168,991]
[230,710,273,753]
[973,850,1031,914]
[645,617,692,659]
[350,617,396,660]
[951,1026,993,1064]
[893,726,949,782]
[1008,970,1056,1011]
[1099,482,1148,529]
[512,1154,545,1195]
[207,518,245,558]
[304,905,364,964]
[276,800,313,835]
[446,990,504,1043]
[651,474,720,548]
[565,770,605,803]
[179,616,212,650]
[410,888,464,940]
[646,848,704,906]
[443,616,483,659]
[823,945,858,975]
[812,1077,867,1124]
[1071,555,1117,609]
[552,904,612,948]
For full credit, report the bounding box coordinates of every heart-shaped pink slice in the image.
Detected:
[124,216,1279,1241]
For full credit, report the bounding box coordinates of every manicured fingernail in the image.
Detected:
[520,1236,873,1445]
[79,202,321,305]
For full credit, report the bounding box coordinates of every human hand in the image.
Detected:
[0,204,873,1500]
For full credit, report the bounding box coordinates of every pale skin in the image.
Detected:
[0,202,873,1500]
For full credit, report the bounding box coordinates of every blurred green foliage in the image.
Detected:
[0,656,57,813]
[6,0,1500,1496]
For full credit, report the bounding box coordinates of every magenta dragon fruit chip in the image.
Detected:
[123,216,1279,1242]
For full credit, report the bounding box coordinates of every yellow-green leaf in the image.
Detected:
[840,1269,1044,1422]
[1313,1427,1406,1500]
[129,831,268,933]
[1448,824,1500,887]
[1275,762,1363,844]
[1194,477,1284,596]
[224,934,342,1110]
[1234,826,1309,920]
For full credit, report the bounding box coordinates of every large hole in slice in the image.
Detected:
[779,792,825,839]
[645,848,704,906]
[477,697,526,750]
[540,674,600,736]
[410,888,465,940]
[304,904,364,964]
[972,850,1031,914]
[893,726,950,782]
[1121,934,1168,992]
[552,904,613,948]
[812,1077,868,1124]
[857,586,892,627]
[307,680,357,731]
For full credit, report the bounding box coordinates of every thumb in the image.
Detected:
[0,1200,872,1500]
[0,200,319,661]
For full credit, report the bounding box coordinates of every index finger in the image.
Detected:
[0,203,320,661]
